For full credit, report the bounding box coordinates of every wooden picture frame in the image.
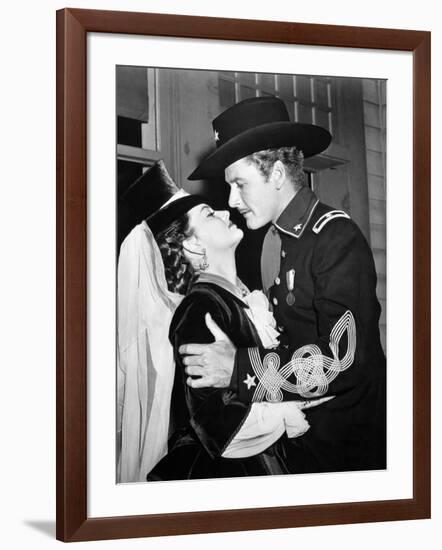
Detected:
[56,8,431,542]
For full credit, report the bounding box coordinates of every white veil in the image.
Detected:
[116,221,182,483]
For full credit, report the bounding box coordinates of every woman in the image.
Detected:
[117,161,316,483]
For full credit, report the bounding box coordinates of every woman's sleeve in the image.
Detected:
[222,402,310,458]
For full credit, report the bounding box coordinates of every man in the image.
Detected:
[183,96,386,474]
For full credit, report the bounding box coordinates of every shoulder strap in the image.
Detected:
[312,210,350,234]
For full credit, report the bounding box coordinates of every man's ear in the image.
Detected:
[270,160,286,190]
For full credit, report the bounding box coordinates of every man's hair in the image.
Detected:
[155,213,197,295]
[245,146,306,190]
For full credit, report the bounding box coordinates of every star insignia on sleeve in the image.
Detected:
[214,130,220,142]
[294,223,303,231]
[243,374,257,390]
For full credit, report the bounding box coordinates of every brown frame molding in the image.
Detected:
[56,8,431,542]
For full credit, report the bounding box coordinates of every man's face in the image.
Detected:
[225,157,280,229]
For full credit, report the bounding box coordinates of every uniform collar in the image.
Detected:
[274,186,319,239]
[195,272,249,302]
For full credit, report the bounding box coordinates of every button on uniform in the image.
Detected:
[275,277,280,285]
[281,250,286,258]
[272,297,278,306]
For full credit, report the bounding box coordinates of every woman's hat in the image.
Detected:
[122,160,180,219]
[122,160,205,237]
[188,96,332,180]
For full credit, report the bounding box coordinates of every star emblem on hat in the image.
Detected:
[214,130,220,142]
[243,374,257,390]
[294,223,303,231]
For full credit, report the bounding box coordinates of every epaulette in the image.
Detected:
[312,210,351,234]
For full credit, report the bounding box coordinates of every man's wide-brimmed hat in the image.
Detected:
[121,160,205,236]
[188,96,332,180]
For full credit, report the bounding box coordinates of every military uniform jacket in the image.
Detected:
[232,187,386,473]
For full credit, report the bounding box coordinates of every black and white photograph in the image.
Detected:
[2,0,437,546]
[116,66,387,484]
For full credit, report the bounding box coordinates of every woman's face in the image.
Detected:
[185,204,243,255]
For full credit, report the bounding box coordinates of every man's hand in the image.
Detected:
[179,313,236,389]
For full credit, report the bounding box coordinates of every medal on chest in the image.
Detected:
[286,268,296,306]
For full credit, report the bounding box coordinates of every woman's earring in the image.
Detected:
[199,249,209,271]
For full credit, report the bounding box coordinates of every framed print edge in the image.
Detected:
[56,8,88,542]
[56,8,431,542]
[411,28,431,516]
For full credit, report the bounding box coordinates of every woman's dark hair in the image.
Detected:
[155,213,197,295]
